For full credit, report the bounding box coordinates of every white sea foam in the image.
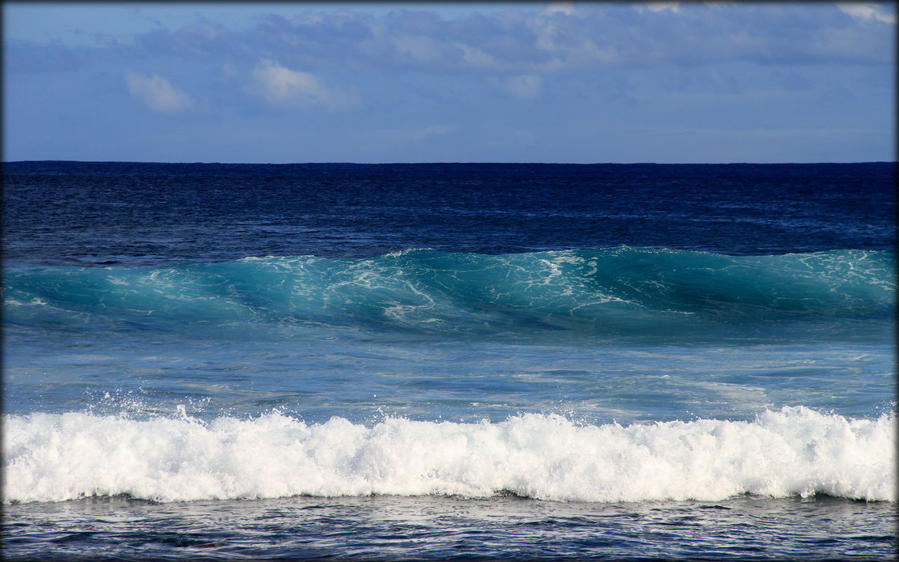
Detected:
[4,407,894,504]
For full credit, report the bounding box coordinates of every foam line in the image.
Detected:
[4,407,894,504]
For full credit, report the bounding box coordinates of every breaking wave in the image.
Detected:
[4,407,893,504]
[3,248,894,342]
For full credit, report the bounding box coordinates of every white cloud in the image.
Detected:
[120,5,891,94]
[455,42,499,69]
[531,8,565,52]
[530,8,619,68]
[543,3,575,16]
[837,3,896,24]
[579,40,620,64]
[505,74,542,99]
[636,2,681,13]
[125,72,193,114]
[246,59,358,111]
[392,34,444,63]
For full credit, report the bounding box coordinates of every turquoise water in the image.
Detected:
[6,248,893,343]
[5,249,894,503]
[3,162,895,559]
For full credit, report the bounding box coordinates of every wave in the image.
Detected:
[4,407,893,504]
[3,248,894,342]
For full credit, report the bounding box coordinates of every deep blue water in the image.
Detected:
[2,162,896,559]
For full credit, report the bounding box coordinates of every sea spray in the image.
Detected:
[5,407,894,504]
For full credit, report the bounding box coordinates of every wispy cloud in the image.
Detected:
[391,34,445,63]
[505,74,542,99]
[33,4,893,82]
[5,3,893,163]
[542,3,575,17]
[245,59,359,111]
[454,42,499,69]
[636,2,681,13]
[125,72,193,114]
[836,3,896,24]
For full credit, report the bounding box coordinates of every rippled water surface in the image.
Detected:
[3,162,895,559]
[5,495,896,560]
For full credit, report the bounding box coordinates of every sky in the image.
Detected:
[3,2,895,163]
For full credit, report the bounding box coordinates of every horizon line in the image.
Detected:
[4,159,896,166]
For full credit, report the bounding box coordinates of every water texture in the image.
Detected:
[2,162,895,559]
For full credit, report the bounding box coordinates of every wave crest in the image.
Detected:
[4,248,894,341]
[5,407,894,504]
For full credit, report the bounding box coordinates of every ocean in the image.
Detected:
[2,161,896,559]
